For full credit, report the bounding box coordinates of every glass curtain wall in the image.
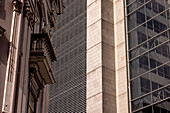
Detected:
[126,0,170,113]
[48,0,86,112]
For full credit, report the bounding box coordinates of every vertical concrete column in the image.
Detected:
[113,0,129,113]
[87,0,115,113]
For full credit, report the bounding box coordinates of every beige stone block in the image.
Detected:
[87,92,103,113]
[114,0,125,24]
[116,67,128,95]
[101,0,114,24]
[114,19,126,47]
[87,67,102,99]
[87,20,102,50]
[102,66,115,95]
[87,43,102,73]
[116,92,129,113]
[87,0,98,7]
[103,93,116,113]
[102,20,114,47]
[115,42,127,70]
[102,42,115,70]
[87,0,101,27]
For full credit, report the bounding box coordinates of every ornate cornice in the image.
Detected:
[12,0,22,13]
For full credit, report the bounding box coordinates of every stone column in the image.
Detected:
[14,3,33,113]
[2,0,23,112]
[86,0,116,113]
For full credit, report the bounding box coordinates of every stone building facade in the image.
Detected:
[0,0,63,113]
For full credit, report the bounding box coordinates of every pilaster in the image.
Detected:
[87,0,116,113]
[113,0,129,113]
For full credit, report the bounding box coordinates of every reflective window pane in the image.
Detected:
[126,0,170,112]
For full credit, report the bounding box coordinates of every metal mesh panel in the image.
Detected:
[48,0,86,112]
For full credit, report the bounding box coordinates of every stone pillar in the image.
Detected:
[2,0,23,112]
[86,0,116,113]
[113,0,129,113]
[14,3,33,113]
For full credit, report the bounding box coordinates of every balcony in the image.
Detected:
[29,33,56,84]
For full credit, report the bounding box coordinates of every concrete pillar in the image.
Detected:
[87,0,116,113]
[113,0,129,113]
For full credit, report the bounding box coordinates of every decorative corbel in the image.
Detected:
[12,0,22,13]
[0,26,6,38]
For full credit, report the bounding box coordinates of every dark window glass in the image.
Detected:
[138,0,144,4]
[142,106,152,113]
[137,11,145,25]
[158,66,164,76]
[132,94,152,111]
[153,2,158,13]
[127,0,170,112]
[153,106,160,113]
[150,58,156,69]
[153,99,170,112]
[140,77,151,93]
[147,20,153,30]
[154,20,160,33]
[152,82,158,90]
[138,32,147,45]
[159,4,165,13]
[146,2,151,10]
[139,56,149,70]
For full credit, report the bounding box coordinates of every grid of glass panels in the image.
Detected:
[126,0,170,113]
[48,0,86,112]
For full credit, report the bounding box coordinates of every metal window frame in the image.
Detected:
[125,0,170,113]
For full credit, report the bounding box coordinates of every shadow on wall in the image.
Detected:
[0,0,6,20]
[0,34,9,66]
[0,34,9,112]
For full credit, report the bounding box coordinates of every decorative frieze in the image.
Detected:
[12,0,22,13]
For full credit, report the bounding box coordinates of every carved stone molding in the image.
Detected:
[24,3,35,29]
[12,0,22,13]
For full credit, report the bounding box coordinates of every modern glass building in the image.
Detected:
[48,0,87,112]
[48,0,169,113]
[126,0,170,112]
